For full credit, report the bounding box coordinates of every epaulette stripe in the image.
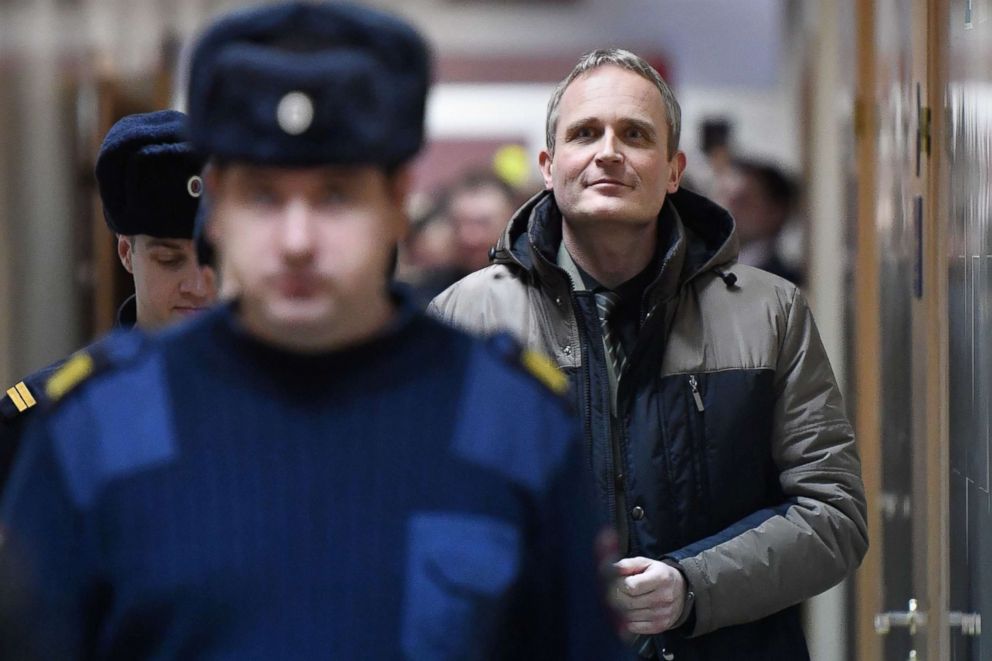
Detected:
[45,352,95,402]
[15,382,36,408]
[520,348,568,395]
[5,386,27,412]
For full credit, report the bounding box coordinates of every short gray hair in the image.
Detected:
[545,48,681,158]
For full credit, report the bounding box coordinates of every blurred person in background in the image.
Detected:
[398,169,521,308]
[0,110,215,487]
[0,3,622,659]
[725,157,805,285]
[432,47,867,661]
[400,200,455,278]
[448,169,520,275]
[394,196,460,307]
[684,117,737,208]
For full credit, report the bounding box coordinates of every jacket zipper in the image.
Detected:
[575,298,609,504]
[576,293,618,539]
[583,342,596,471]
[688,374,705,412]
[686,373,711,529]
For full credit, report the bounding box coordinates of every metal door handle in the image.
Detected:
[875,598,928,635]
[948,611,981,636]
[874,600,981,637]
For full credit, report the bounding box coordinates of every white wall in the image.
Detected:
[377,0,784,87]
[679,86,801,169]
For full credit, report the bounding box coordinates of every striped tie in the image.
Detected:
[594,290,626,376]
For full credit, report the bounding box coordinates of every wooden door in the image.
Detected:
[856,0,949,658]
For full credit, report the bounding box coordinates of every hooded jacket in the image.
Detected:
[429,187,868,660]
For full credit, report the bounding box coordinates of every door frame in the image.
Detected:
[853,1,883,658]
[853,0,951,658]
[922,0,950,659]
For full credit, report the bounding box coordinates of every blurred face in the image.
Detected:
[118,236,217,329]
[406,216,454,272]
[208,164,408,350]
[540,66,685,230]
[450,185,515,272]
[725,171,787,243]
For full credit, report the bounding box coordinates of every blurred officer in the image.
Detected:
[0,110,215,485]
[431,49,867,660]
[0,4,621,659]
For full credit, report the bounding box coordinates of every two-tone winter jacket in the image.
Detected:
[429,188,868,661]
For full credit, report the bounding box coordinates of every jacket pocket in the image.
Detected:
[684,374,713,529]
[401,513,521,660]
[690,369,779,532]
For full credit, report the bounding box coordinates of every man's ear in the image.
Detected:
[205,209,221,246]
[117,235,134,273]
[539,150,554,191]
[667,150,687,194]
[387,165,414,242]
[203,166,222,246]
[203,162,219,196]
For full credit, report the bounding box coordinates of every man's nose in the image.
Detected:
[180,263,216,300]
[279,202,317,264]
[595,130,623,163]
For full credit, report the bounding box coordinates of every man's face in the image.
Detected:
[450,185,515,272]
[118,236,218,329]
[539,66,685,229]
[208,164,407,349]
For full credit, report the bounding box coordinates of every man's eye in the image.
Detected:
[567,126,596,142]
[156,256,185,268]
[248,189,278,205]
[320,190,349,205]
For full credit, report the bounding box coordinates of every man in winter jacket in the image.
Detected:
[430,48,868,661]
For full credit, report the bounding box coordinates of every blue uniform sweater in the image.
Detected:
[0,293,137,491]
[0,302,621,660]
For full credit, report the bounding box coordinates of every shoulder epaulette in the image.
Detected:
[44,329,148,405]
[520,348,568,395]
[2,361,62,423]
[486,332,568,397]
[1,380,40,420]
[44,352,96,403]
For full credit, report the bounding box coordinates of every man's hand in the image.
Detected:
[611,557,686,635]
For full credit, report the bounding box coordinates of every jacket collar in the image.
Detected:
[493,187,739,300]
[116,294,138,329]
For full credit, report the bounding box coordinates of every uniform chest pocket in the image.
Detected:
[401,513,522,660]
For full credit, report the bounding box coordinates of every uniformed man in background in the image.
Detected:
[98,110,217,328]
[0,3,622,659]
[0,109,216,486]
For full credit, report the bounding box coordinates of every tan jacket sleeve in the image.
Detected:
[429,268,530,340]
[670,288,868,637]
